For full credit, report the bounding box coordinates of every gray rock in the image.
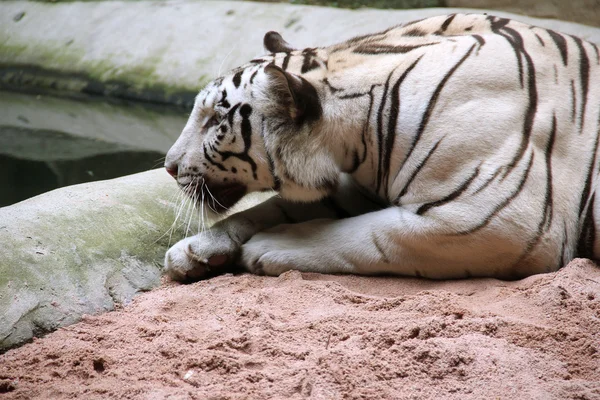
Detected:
[0,92,185,160]
[0,1,598,106]
[0,168,270,351]
[0,169,183,350]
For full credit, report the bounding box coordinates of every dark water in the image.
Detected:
[0,91,189,207]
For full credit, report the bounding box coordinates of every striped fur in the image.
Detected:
[164,14,600,281]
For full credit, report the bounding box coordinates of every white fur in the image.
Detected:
[164,14,600,281]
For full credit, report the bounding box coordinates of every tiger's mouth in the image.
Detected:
[182,178,247,214]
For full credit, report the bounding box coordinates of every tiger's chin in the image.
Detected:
[190,180,247,215]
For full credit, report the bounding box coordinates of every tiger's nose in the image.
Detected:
[165,164,178,178]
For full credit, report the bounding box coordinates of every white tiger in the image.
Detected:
[163,13,600,281]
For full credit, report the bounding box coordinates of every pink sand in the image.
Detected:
[1,258,599,399]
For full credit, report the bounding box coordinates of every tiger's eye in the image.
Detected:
[205,115,220,129]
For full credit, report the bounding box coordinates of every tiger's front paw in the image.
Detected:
[164,230,239,282]
[240,229,302,276]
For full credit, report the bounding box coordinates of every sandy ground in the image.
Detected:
[1,259,599,400]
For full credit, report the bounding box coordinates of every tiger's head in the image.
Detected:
[165,32,346,213]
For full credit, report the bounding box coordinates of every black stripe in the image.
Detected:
[339,24,398,49]
[577,193,596,259]
[512,116,557,267]
[371,232,390,263]
[322,77,342,93]
[472,34,485,46]
[227,103,241,126]
[262,118,281,191]
[457,151,535,235]
[436,14,456,34]
[559,223,569,267]
[416,166,480,215]
[375,68,396,194]
[591,42,600,64]
[543,115,557,231]
[571,35,590,133]
[381,56,423,195]
[220,88,231,108]
[351,84,379,174]
[203,144,228,171]
[395,137,444,204]
[301,48,319,74]
[216,104,258,180]
[347,151,361,174]
[344,31,387,46]
[402,18,425,28]
[405,28,427,37]
[534,33,545,46]
[403,44,476,167]
[249,70,258,84]
[488,19,538,179]
[240,105,253,150]
[339,92,368,100]
[232,70,243,88]
[266,151,281,191]
[577,118,600,217]
[547,30,568,66]
[490,17,524,87]
[324,79,370,100]
[571,80,577,123]
[473,167,503,195]
[353,43,437,55]
[282,52,292,71]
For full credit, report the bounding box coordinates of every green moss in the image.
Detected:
[31,0,446,7]
[256,0,446,9]
[0,41,198,108]
[0,185,191,290]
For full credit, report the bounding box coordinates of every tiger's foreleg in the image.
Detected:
[164,175,382,281]
[239,206,419,277]
[239,205,511,279]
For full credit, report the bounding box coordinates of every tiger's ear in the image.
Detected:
[263,64,322,124]
[263,31,296,53]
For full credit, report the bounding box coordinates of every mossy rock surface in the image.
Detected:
[0,169,180,350]
[0,168,270,351]
[1,1,598,106]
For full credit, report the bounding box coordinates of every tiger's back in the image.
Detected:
[164,14,600,281]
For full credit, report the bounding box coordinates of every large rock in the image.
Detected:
[1,1,598,106]
[0,169,181,350]
[0,168,269,351]
[0,92,185,158]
